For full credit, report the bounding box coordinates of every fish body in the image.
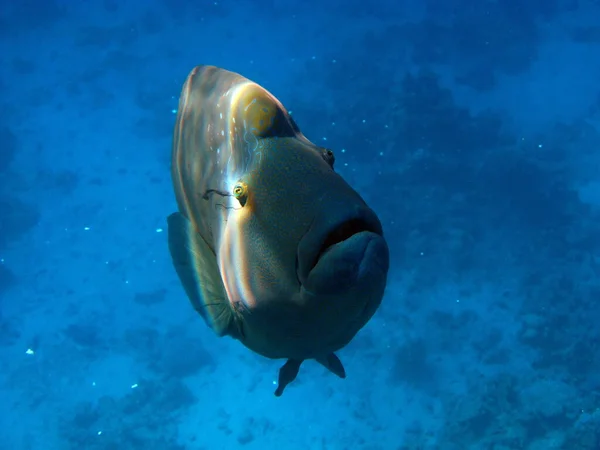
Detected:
[168,65,389,395]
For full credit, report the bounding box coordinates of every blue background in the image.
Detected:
[1,0,600,448]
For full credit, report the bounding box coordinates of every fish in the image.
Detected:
[167,65,389,396]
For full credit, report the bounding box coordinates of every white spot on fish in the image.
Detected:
[244,98,257,112]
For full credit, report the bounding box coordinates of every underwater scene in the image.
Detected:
[1,0,600,449]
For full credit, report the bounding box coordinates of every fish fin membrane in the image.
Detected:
[167,212,240,338]
[274,359,303,397]
[316,353,346,378]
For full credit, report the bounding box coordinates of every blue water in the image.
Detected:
[1,1,600,449]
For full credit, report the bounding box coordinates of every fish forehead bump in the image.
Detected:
[179,65,299,141]
[229,83,294,138]
[174,66,305,192]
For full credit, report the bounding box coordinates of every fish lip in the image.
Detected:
[296,206,384,286]
[312,216,382,270]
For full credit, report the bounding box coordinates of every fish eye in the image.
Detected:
[233,182,248,207]
[321,148,335,168]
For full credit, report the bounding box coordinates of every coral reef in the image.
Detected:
[61,379,194,449]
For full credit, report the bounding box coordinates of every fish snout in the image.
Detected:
[298,204,389,295]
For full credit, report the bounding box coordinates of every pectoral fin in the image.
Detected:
[274,359,303,397]
[167,212,240,339]
[316,353,346,378]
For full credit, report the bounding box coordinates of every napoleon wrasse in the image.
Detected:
[168,65,389,396]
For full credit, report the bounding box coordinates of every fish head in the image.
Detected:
[218,84,389,357]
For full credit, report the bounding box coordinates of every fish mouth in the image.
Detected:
[312,217,382,270]
[296,204,386,293]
